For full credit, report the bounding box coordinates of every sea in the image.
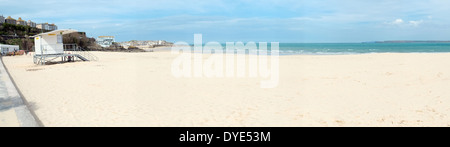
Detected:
[189,42,450,55]
[275,43,450,55]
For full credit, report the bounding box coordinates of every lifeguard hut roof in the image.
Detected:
[33,29,78,37]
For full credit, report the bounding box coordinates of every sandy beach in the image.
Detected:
[2,52,450,127]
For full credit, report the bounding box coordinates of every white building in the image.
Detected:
[96,36,115,47]
[27,20,36,28]
[48,23,58,30]
[36,23,48,30]
[34,29,77,55]
[0,15,5,24]
[37,23,58,31]
[0,44,20,55]
[32,29,97,65]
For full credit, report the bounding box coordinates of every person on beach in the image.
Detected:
[68,53,72,62]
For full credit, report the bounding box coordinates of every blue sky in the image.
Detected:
[1,0,450,43]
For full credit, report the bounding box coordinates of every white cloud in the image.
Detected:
[386,18,424,27]
[392,19,404,24]
[409,20,423,26]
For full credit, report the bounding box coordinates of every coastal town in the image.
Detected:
[1,14,173,56]
[0,15,58,31]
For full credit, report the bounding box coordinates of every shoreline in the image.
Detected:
[3,52,450,127]
[136,45,450,56]
[278,52,450,56]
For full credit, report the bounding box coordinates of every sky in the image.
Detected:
[1,0,450,43]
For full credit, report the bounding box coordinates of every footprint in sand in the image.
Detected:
[26,68,44,72]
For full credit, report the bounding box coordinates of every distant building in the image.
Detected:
[27,20,36,28]
[0,15,5,24]
[37,23,58,31]
[0,44,20,55]
[36,23,48,30]
[16,17,27,26]
[5,16,16,25]
[48,23,58,30]
[96,36,115,47]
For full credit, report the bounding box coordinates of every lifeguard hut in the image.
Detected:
[33,29,98,65]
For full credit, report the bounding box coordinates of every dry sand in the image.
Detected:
[3,52,450,127]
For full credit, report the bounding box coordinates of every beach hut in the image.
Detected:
[0,44,20,55]
[34,29,77,55]
[33,29,97,65]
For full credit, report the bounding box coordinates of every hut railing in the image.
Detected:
[63,44,98,61]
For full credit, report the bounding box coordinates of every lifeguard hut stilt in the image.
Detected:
[33,29,98,65]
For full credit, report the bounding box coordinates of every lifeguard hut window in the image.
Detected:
[57,35,63,44]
